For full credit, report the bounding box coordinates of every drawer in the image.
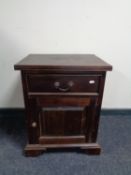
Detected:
[27,74,101,93]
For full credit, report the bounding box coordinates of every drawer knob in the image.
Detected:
[54,81,60,87]
[54,81,74,92]
[89,80,95,84]
[31,122,37,128]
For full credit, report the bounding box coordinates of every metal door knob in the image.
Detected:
[32,122,37,128]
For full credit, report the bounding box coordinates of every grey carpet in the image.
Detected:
[0,114,131,175]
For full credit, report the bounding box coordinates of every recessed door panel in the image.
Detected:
[40,107,86,136]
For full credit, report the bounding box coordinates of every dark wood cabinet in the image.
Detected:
[14,54,112,156]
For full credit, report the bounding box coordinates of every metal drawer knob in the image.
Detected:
[32,122,37,128]
[89,80,95,84]
[54,81,60,87]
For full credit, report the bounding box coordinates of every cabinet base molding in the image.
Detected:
[24,143,101,156]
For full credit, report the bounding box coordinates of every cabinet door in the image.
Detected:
[36,96,96,144]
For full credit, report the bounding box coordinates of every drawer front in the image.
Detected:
[27,74,100,93]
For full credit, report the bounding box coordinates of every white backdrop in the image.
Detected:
[0,0,131,108]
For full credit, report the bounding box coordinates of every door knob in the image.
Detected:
[31,122,37,128]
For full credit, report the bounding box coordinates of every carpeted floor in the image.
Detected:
[0,114,131,175]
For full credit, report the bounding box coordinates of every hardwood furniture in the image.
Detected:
[14,54,112,156]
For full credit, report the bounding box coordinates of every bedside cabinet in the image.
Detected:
[14,54,112,156]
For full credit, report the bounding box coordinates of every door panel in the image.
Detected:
[40,107,86,136]
[37,96,91,107]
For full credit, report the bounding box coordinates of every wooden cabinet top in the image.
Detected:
[14,54,112,71]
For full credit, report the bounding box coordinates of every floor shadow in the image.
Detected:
[0,113,27,149]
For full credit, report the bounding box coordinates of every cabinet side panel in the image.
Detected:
[91,72,106,142]
[21,71,40,144]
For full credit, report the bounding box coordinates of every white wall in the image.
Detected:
[0,0,131,108]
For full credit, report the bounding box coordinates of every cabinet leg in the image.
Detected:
[24,144,46,157]
[84,147,101,155]
[81,143,101,155]
[24,149,43,157]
